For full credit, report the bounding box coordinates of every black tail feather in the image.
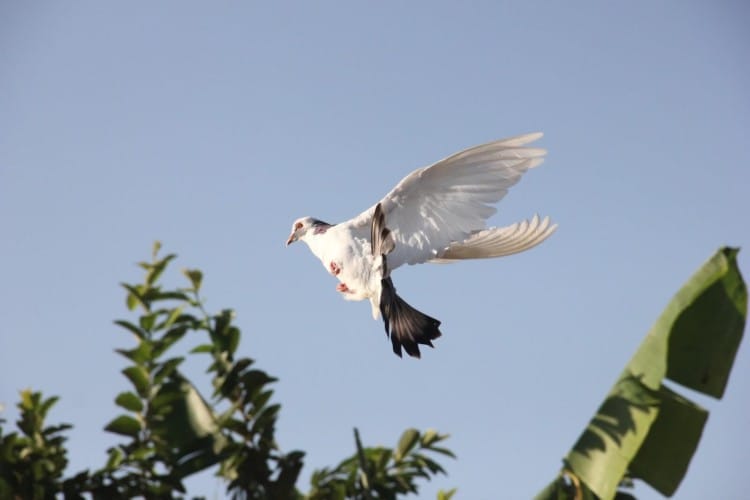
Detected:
[379,277,442,358]
[372,202,442,358]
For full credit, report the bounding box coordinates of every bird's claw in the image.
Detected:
[329,261,342,276]
[336,283,352,293]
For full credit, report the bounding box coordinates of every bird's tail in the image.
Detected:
[379,276,442,358]
[372,203,442,358]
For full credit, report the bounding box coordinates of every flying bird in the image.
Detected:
[286,132,556,358]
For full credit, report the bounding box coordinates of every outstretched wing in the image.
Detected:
[345,132,548,270]
[429,214,557,263]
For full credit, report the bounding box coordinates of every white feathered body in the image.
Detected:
[303,223,386,317]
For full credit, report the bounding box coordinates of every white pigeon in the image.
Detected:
[286,132,556,358]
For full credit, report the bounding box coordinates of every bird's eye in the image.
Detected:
[295,222,303,230]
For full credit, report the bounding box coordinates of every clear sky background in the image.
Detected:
[1,2,748,499]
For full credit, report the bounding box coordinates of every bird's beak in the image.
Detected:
[286,232,296,246]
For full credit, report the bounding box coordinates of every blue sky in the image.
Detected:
[1,2,748,498]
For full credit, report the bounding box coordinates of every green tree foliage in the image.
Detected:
[0,243,453,499]
[537,247,747,500]
[0,391,70,499]
[1,245,745,499]
[308,428,454,500]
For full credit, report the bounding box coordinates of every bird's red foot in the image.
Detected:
[336,283,352,293]
[329,261,341,276]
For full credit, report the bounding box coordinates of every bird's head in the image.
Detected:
[286,217,316,246]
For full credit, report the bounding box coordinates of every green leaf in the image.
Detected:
[122,283,147,311]
[150,388,185,412]
[394,429,420,462]
[565,375,660,498]
[535,473,597,500]
[352,427,372,491]
[145,253,176,285]
[153,357,185,385]
[122,366,150,397]
[39,394,59,417]
[183,268,203,291]
[628,385,708,496]
[375,446,392,472]
[140,311,158,331]
[416,455,446,475]
[216,359,253,397]
[114,391,143,412]
[421,428,439,446]
[105,447,124,470]
[130,443,154,461]
[241,368,274,391]
[556,247,747,500]
[437,488,457,500]
[152,326,188,360]
[104,415,141,437]
[271,450,306,498]
[628,247,746,398]
[664,248,746,397]
[151,377,224,450]
[250,389,274,413]
[161,305,185,330]
[19,388,35,410]
[114,320,147,340]
[171,437,226,479]
[152,290,190,302]
[211,309,234,351]
[426,446,456,459]
[126,292,139,311]
[115,341,152,364]
[227,326,240,355]
[190,344,213,354]
[250,404,280,437]
[151,240,162,260]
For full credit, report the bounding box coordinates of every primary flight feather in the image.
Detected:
[286,132,556,358]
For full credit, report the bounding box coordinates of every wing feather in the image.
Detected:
[345,132,550,269]
[430,215,558,263]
